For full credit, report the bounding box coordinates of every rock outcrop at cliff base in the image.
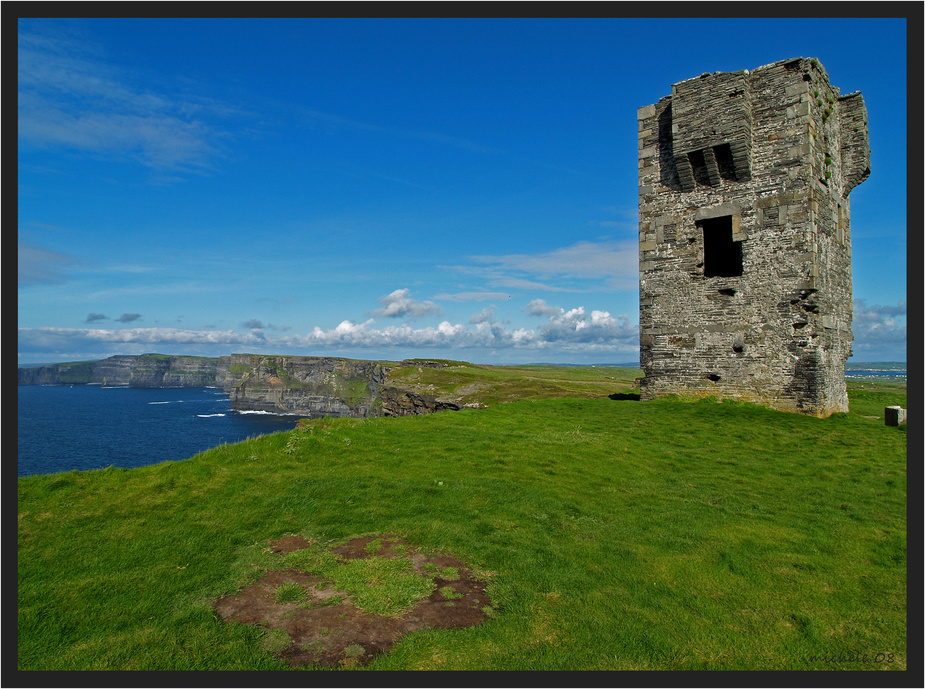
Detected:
[379,387,462,416]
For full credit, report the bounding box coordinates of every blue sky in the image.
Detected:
[18,17,909,365]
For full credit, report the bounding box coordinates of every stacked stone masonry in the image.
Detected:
[637,58,870,416]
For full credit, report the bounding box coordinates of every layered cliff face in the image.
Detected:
[224,355,389,417]
[17,355,223,387]
[223,356,471,418]
[98,355,224,387]
[17,361,95,385]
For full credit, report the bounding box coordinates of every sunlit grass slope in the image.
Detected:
[18,371,906,671]
[384,360,642,407]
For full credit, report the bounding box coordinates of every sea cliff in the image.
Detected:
[18,354,466,418]
[224,354,463,417]
[224,354,386,417]
[17,354,223,387]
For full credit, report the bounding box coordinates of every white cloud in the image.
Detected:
[369,289,443,319]
[851,299,907,357]
[304,320,475,348]
[539,306,636,347]
[524,298,563,317]
[469,306,497,324]
[291,301,638,353]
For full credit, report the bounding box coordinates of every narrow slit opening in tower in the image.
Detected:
[687,149,711,186]
[713,144,737,181]
[699,216,743,278]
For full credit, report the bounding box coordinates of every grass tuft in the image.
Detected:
[274,582,308,605]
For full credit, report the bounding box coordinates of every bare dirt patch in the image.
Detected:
[213,534,492,668]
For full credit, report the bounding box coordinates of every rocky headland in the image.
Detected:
[17,354,221,388]
[18,354,466,418]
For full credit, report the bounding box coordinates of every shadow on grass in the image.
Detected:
[609,392,640,401]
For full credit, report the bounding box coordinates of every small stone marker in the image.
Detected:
[884,406,906,426]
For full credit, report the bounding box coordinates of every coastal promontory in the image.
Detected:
[18,353,467,418]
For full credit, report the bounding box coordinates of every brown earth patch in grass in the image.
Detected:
[213,535,492,668]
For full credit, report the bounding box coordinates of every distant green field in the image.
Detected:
[384,361,643,408]
[17,368,906,671]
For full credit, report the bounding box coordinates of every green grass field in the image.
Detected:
[17,367,907,671]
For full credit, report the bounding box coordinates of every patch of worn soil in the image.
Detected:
[213,534,492,668]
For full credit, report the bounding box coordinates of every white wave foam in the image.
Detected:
[197,413,226,418]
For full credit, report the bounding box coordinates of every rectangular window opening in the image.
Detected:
[699,216,743,278]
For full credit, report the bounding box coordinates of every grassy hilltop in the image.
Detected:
[17,364,907,672]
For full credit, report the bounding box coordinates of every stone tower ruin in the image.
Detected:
[637,57,870,416]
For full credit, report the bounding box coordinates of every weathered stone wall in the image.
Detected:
[638,57,870,416]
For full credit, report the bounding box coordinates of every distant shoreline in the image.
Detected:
[843,362,907,384]
[17,359,906,370]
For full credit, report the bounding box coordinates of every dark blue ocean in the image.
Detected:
[17,385,301,477]
[845,368,907,381]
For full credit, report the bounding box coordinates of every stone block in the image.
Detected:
[884,406,906,426]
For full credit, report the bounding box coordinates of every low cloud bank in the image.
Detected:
[18,303,640,363]
[18,298,905,365]
[850,299,907,359]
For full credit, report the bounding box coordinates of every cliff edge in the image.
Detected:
[17,354,224,387]
[224,355,464,417]
[19,354,467,419]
